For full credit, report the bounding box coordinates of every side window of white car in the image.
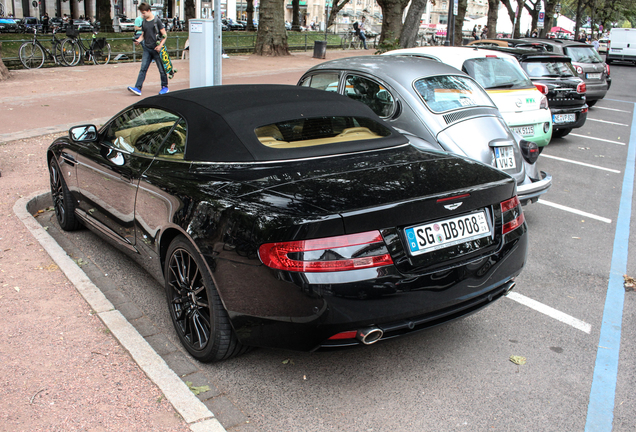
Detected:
[344,75,395,118]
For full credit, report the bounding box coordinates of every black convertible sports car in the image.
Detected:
[47,85,528,362]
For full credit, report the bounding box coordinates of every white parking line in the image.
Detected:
[569,134,625,146]
[540,154,621,173]
[586,118,629,127]
[538,199,612,223]
[507,292,592,334]
[594,106,632,113]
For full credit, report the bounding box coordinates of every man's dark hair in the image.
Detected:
[139,2,151,12]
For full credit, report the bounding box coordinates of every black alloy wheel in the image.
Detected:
[49,159,82,231]
[165,236,248,362]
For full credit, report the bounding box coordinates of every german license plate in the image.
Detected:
[404,211,490,256]
[494,146,516,170]
[511,125,535,136]
[553,113,576,124]
[586,72,602,79]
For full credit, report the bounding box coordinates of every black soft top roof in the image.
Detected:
[137,84,408,162]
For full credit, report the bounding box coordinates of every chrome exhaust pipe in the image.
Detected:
[357,327,384,345]
[504,281,516,296]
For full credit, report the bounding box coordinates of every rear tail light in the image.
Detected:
[328,331,358,340]
[577,82,587,94]
[582,106,588,113]
[534,83,548,95]
[540,95,549,109]
[606,64,610,76]
[259,230,393,272]
[501,196,525,235]
[576,65,583,74]
[519,139,540,164]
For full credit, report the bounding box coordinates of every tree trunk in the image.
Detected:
[574,0,583,40]
[453,0,468,46]
[327,0,352,28]
[246,0,256,31]
[540,0,559,38]
[500,0,521,38]
[185,0,196,26]
[95,0,112,30]
[523,1,540,37]
[0,43,10,82]
[486,0,498,39]
[376,0,410,45]
[292,0,301,31]
[254,0,290,56]
[400,0,427,48]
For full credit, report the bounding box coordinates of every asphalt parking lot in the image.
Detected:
[33,62,636,432]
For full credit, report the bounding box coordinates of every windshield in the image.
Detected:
[522,60,576,77]
[462,57,534,90]
[564,46,603,63]
[413,75,495,113]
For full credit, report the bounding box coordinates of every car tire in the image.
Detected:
[587,100,597,107]
[164,235,249,362]
[552,128,572,139]
[49,158,82,231]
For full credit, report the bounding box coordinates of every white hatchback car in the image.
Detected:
[383,46,553,148]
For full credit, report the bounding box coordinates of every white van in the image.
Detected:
[607,28,636,65]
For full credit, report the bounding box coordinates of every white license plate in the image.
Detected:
[553,113,576,124]
[494,146,516,170]
[586,72,602,79]
[511,125,535,136]
[404,211,490,256]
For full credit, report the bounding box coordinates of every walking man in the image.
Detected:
[127,2,168,96]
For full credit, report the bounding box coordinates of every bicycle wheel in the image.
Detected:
[61,38,81,66]
[19,42,45,69]
[92,43,111,65]
[53,41,72,66]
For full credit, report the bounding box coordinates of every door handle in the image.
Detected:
[61,153,76,166]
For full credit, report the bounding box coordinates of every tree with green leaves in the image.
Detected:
[376,0,410,45]
[185,0,196,25]
[254,0,290,56]
[96,0,112,30]
[400,0,428,48]
[327,0,352,28]
[486,0,498,38]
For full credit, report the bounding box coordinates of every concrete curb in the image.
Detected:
[14,190,227,432]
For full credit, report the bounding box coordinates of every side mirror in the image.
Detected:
[69,125,98,142]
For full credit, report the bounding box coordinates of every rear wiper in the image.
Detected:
[539,74,563,77]
[485,83,515,89]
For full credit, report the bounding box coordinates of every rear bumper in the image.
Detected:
[585,80,610,101]
[551,106,588,131]
[517,170,552,205]
[216,225,528,352]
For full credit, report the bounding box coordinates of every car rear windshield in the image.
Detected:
[564,46,603,63]
[462,57,534,90]
[255,116,392,149]
[522,60,576,77]
[413,75,495,113]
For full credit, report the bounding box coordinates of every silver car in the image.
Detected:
[299,56,551,205]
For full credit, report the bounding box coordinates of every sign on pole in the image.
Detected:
[538,11,545,29]
[453,0,458,16]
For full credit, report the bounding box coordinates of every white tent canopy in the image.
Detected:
[462,3,575,35]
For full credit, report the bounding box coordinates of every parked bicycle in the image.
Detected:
[60,25,111,66]
[19,26,74,69]
[342,28,362,50]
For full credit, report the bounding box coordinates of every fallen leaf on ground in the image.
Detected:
[282,358,295,365]
[185,381,210,396]
[509,355,526,365]
[624,275,635,292]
